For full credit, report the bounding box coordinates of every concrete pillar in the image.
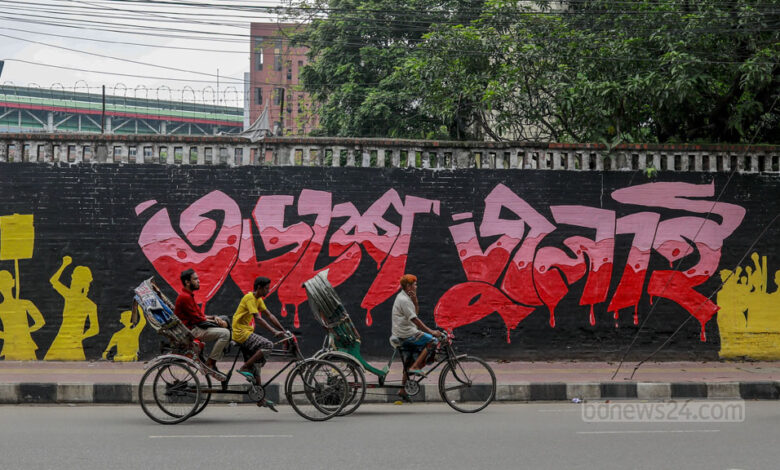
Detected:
[277,145,293,166]
[362,148,371,167]
[391,149,401,168]
[616,152,628,170]
[551,151,562,170]
[73,143,84,163]
[43,142,54,163]
[594,151,604,171]
[454,149,470,169]
[331,147,342,167]
[749,154,759,173]
[96,145,109,163]
[509,151,519,169]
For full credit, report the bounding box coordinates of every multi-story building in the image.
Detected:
[249,23,317,136]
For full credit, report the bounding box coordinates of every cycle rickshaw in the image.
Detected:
[303,271,496,416]
[132,278,349,424]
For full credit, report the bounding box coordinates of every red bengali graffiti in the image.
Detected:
[612,182,746,340]
[137,189,440,326]
[434,281,535,343]
[434,181,746,343]
[230,195,312,300]
[136,182,745,344]
[606,212,660,325]
[136,191,241,307]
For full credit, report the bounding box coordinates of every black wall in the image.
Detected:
[0,163,776,361]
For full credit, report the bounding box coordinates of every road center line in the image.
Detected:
[149,434,293,439]
[576,430,720,435]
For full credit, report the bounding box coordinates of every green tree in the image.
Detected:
[285,0,779,143]
[403,0,779,143]
[284,0,487,138]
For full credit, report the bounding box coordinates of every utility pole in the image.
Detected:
[216,68,220,105]
[101,85,106,133]
[279,88,285,136]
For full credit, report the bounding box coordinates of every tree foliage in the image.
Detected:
[286,0,780,143]
[284,0,485,138]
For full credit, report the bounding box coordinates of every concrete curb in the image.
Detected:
[1,381,778,404]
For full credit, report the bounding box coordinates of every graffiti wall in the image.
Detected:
[0,164,777,361]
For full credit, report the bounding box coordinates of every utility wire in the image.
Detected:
[611,94,780,380]
[0,33,245,82]
[627,213,779,378]
[0,26,248,53]
[2,13,776,63]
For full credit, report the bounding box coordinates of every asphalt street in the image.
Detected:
[0,402,777,469]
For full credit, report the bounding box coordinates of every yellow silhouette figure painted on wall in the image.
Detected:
[717,253,780,360]
[44,256,99,361]
[0,214,44,360]
[0,270,45,360]
[102,309,146,361]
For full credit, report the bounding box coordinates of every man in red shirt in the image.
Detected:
[174,269,230,379]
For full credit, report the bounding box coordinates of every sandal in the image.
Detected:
[205,366,227,382]
[407,369,425,377]
[238,369,257,384]
[257,399,278,412]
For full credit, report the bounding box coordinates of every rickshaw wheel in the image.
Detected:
[317,353,366,416]
[139,360,201,424]
[284,359,348,421]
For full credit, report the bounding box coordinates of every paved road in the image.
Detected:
[3,360,780,384]
[0,402,776,469]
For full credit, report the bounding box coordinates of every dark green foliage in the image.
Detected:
[286,0,780,143]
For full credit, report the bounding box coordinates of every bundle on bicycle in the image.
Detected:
[303,270,497,415]
[132,278,349,424]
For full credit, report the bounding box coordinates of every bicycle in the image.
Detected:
[133,278,349,424]
[304,271,496,416]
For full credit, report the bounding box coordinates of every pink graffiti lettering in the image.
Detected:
[612,182,746,340]
[138,189,440,327]
[137,191,241,306]
[435,182,745,343]
[230,195,312,300]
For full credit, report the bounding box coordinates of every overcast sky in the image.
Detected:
[0,0,287,106]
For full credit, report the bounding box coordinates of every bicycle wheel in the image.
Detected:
[318,353,366,416]
[139,360,201,424]
[438,356,496,413]
[284,359,348,421]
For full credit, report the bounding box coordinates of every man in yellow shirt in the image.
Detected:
[232,276,286,388]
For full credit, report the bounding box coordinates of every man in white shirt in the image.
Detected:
[391,274,443,401]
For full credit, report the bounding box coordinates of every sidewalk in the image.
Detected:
[1,360,778,404]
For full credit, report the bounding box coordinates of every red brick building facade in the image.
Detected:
[249,23,317,135]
